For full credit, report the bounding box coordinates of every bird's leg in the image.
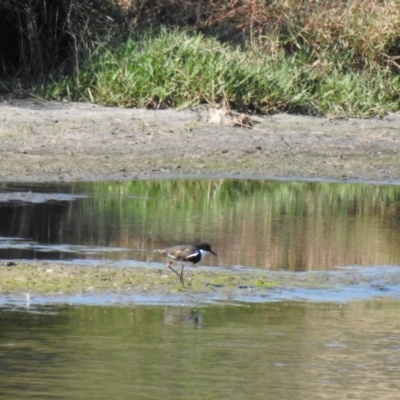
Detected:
[179,265,185,285]
[167,262,183,282]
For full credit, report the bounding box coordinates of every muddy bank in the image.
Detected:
[1,261,400,306]
[1,97,400,183]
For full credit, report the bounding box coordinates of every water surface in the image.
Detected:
[2,180,400,399]
[1,301,400,399]
[1,179,400,271]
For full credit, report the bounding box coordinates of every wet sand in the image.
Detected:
[1,261,399,306]
[1,97,400,183]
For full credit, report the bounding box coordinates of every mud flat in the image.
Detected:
[1,262,399,306]
[1,97,400,183]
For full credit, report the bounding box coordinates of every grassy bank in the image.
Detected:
[30,28,400,116]
[2,0,400,116]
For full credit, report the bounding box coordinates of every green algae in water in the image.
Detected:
[0,262,279,295]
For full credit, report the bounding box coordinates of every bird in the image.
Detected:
[155,242,217,285]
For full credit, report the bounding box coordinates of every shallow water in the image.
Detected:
[1,301,400,399]
[1,179,400,271]
[2,180,400,398]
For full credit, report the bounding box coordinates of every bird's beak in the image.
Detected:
[211,250,217,256]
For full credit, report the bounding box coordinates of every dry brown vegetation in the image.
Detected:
[1,0,399,115]
[1,0,400,77]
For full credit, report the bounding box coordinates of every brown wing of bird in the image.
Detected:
[154,245,198,261]
[169,245,198,261]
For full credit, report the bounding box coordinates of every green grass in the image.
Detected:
[27,27,400,117]
[4,0,400,116]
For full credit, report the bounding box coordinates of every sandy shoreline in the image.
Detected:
[2,261,400,305]
[1,97,400,183]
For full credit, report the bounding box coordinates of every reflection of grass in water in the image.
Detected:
[7,179,399,270]
[77,179,400,217]
[69,180,400,269]
[73,179,400,234]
